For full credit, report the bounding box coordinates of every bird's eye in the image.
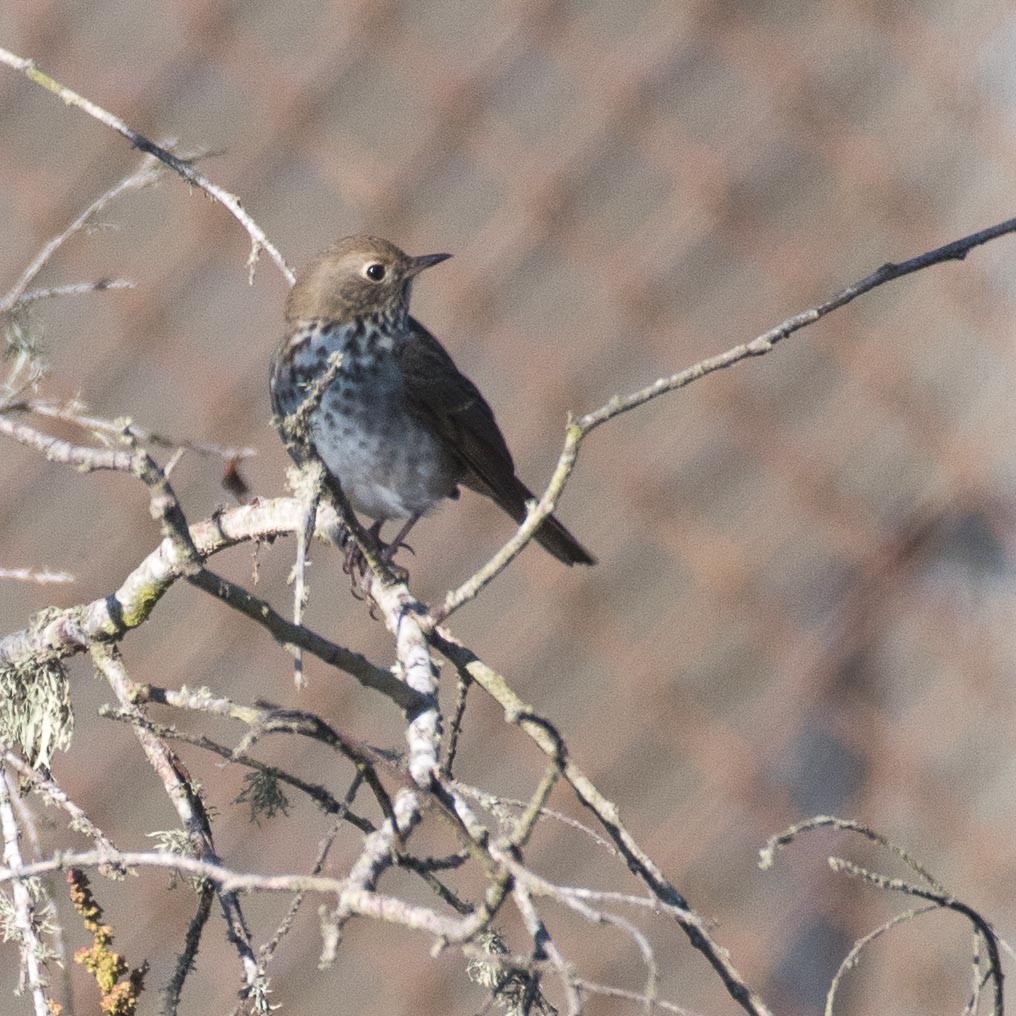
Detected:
[365,263,386,282]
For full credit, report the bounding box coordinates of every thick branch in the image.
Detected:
[0,497,419,711]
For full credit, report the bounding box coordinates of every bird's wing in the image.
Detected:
[399,319,519,499]
[400,319,596,565]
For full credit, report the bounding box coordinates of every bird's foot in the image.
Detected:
[341,523,410,608]
[379,539,414,565]
[340,520,384,578]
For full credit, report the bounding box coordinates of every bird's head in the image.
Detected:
[285,234,451,325]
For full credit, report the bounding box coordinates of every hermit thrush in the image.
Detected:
[269,235,595,566]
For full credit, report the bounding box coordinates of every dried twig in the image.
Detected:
[0,496,417,711]
[17,279,135,305]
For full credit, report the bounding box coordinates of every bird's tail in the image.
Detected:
[502,476,596,566]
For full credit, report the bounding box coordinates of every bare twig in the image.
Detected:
[830,857,1004,1016]
[432,632,772,1016]
[255,779,362,974]
[455,783,619,858]
[0,46,295,285]
[762,816,1006,1016]
[0,414,139,472]
[825,907,937,1016]
[15,399,256,460]
[128,686,397,824]
[504,857,660,1016]
[288,460,326,688]
[445,668,471,778]
[2,752,123,869]
[163,882,215,1016]
[513,884,579,1015]
[8,789,73,1011]
[759,815,945,891]
[0,497,418,711]
[98,710,374,834]
[0,848,345,892]
[572,979,703,1016]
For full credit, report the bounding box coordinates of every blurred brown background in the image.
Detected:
[2,2,1016,1014]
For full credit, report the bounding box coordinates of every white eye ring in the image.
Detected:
[364,262,386,282]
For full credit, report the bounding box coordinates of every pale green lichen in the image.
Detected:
[0,658,73,767]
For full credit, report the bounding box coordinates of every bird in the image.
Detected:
[269,234,595,567]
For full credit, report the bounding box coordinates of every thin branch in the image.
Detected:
[91,646,263,1008]
[324,787,428,963]
[435,211,1016,620]
[17,279,135,305]
[572,979,704,1016]
[1,846,482,945]
[2,752,123,870]
[0,825,472,966]
[455,783,620,859]
[255,780,362,977]
[513,883,580,1015]
[287,460,326,689]
[445,668,471,778]
[8,789,73,1012]
[0,568,74,585]
[129,686,398,825]
[98,710,375,834]
[0,158,162,313]
[759,815,945,892]
[0,848,355,895]
[0,414,139,472]
[14,399,257,460]
[829,857,1004,1016]
[432,632,772,1016]
[825,907,938,1016]
[0,46,295,285]
[502,855,660,1016]
[163,882,215,1016]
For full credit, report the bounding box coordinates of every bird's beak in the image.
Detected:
[405,252,452,278]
